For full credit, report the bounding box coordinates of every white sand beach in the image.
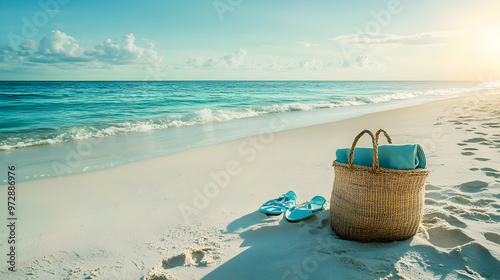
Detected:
[1,92,500,279]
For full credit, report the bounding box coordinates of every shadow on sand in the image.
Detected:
[202,208,500,280]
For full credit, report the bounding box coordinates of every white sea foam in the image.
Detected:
[1,84,498,151]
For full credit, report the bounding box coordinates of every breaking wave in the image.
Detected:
[1,83,498,151]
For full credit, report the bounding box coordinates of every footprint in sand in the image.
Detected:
[473,199,496,207]
[464,137,488,143]
[143,247,221,280]
[480,168,500,178]
[317,217,329,229]
[422,212,467,229]
[484,233,500,245]
[162,249,210,269]
[425,184,441,191]
[450,242,500,276]
[143,270,177,280]
[162,247,218,270]
[425,191,448,200]
[306,214,330,235]
[459,210,496,223]
[162,253,187,269]
[427,227,473,248]
[458,181,489,193]
[483,122,500,128]
[425,198,446,206]
[450,195,473,204]
[485,172,500,179]
[474,132,488,136]
[481,167,499,172]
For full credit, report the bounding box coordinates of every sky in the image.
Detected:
[0,0,499,81]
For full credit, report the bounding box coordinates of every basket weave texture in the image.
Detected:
[330,129,429,242]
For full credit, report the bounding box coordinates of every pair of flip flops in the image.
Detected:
[259,190,326,222]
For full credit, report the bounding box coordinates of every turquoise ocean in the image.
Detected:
[1,81,498,182]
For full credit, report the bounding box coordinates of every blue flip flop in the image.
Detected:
[285,196,326,222]
[259,191,297,215]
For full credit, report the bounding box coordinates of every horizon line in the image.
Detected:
[0,79,482,82]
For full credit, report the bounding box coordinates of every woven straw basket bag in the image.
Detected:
[330,129,429,242]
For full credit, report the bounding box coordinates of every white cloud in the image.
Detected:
[93,39,120,58]
[223,48,247,65]
[331,31,455,49]
[19,39,37,51]
[297,57,373,71]
[39,30,80,55]
[88,33,161,65]
[186,57,203,67]
[29,30,89,63]
[0,46,18,62]
[249,56,372,72]
[122,33,143,60]
[297,41,320,48]
[299,59,332,71]
[340,55,375,68]
[0,30,161,65]
[186,48,248,68]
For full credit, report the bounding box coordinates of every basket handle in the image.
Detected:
[348,130,380,172]
[375,129,392,145]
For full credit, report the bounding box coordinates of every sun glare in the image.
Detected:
[475,30,500,56]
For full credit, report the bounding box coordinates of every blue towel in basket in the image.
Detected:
[336,144,426,170]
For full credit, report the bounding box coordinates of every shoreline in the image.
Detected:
[1,90,492,184]
[1,92,499,279]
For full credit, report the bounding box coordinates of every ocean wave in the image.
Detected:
[1,84,498,151]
